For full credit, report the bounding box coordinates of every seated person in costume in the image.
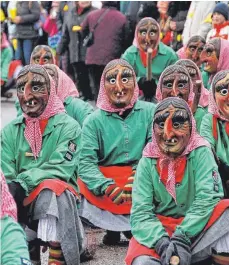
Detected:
[30,44,57,65]
[177,35,206,68]
[78,59,155,245]
[125,97,229,265]
[1,171,31,265]
[122,17,178,102]
[200,38,229,90]
[156,64,205,132]
[1,65,84,265]
[175,59,209,109]
[201,70,229,198]
[15,44,57,115]
[44,64,94,127]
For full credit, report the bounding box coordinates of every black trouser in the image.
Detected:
[72,62,93,100]
[88,64,105,102]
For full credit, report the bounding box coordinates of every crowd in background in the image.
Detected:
[1,1,229,100]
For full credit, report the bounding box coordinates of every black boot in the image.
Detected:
[122,231,132,240]
[102,230,120,246]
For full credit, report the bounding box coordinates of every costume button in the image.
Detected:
[125,139,129,144]
[180,203,185,208]
[176,183,181,187]
[125,153,128,157]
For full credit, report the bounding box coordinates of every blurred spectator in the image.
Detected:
[1,26,13,98]
[182,1,216,45]
[166,1,190,51]
[42,2,62,56]
[57,1,96,101]
[206,2,229,41]
[81,1,127,101]
[13,1,40,65]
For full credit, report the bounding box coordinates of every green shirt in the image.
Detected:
[194,106,207,133]
[1,47,13,82]
[1,113,81,195]
[78,100,155,195]
[200,113,229,165]
[121,42,178,82]
[131,146,223,248]
[64,96,94,127]
[1,216,31,265]
[201,70,211,90]
[15,96,93,127]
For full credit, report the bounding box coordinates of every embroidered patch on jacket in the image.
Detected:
[21,258,32,265]
[64,151,73,161]
[68,141,77,152]
[212,170,219,192]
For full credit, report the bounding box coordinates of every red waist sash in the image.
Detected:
[125,199,229,265]
[78,166,133,214]
[23,179,80,206]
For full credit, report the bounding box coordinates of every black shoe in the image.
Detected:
[102,230,120,246]
[122,231,132,240]
[80,248,95,263]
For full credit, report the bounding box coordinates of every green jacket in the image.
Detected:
[194,106,207,133]
[15,96,93,127]
[201,70,211,90]
[121,42,178,82]
[78,100,155,196]
[1,113,81,195]
[131,146,223,248]
[200,113,229,165]
[64,96,94,127]
[1,47,13,82]
[1,216,31,265]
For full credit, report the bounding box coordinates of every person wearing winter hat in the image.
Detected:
[206,2,229,42]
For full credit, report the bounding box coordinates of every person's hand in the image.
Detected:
[155,236,170,265]
[122,175,135,203]
[138,77,157,101]
[13,16,22,24]
[170,21,176,31]
[166,235,191,265]
[105,184,123,205]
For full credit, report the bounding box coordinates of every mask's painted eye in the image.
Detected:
[122,77,128,84]
[109,78,116,85]
[150,31,155,37]
[35,58,39,63]
[173,122,181,129]
[32,86,41,92]
[17,86,24,93]
[220,88,228,96]
[164,82,173,89]
[178,81,187,89]
[189,47,195,52]
[159,122,164,129]
[141,31,146,36]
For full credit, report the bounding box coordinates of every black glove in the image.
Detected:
[218,160,229,182]
[155,236,170,265]
[8,182,27,224]
[166,235,191,265]
[138,77,157,101]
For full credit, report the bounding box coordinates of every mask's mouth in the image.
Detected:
[115,91,127,98]
[164,138,178,146]
[25,99,38,107]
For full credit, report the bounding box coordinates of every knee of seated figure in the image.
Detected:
[132,255,161,265]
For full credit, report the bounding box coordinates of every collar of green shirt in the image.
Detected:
[104,100,143,118]
[127,42,167,56]
[12,113,67,137]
